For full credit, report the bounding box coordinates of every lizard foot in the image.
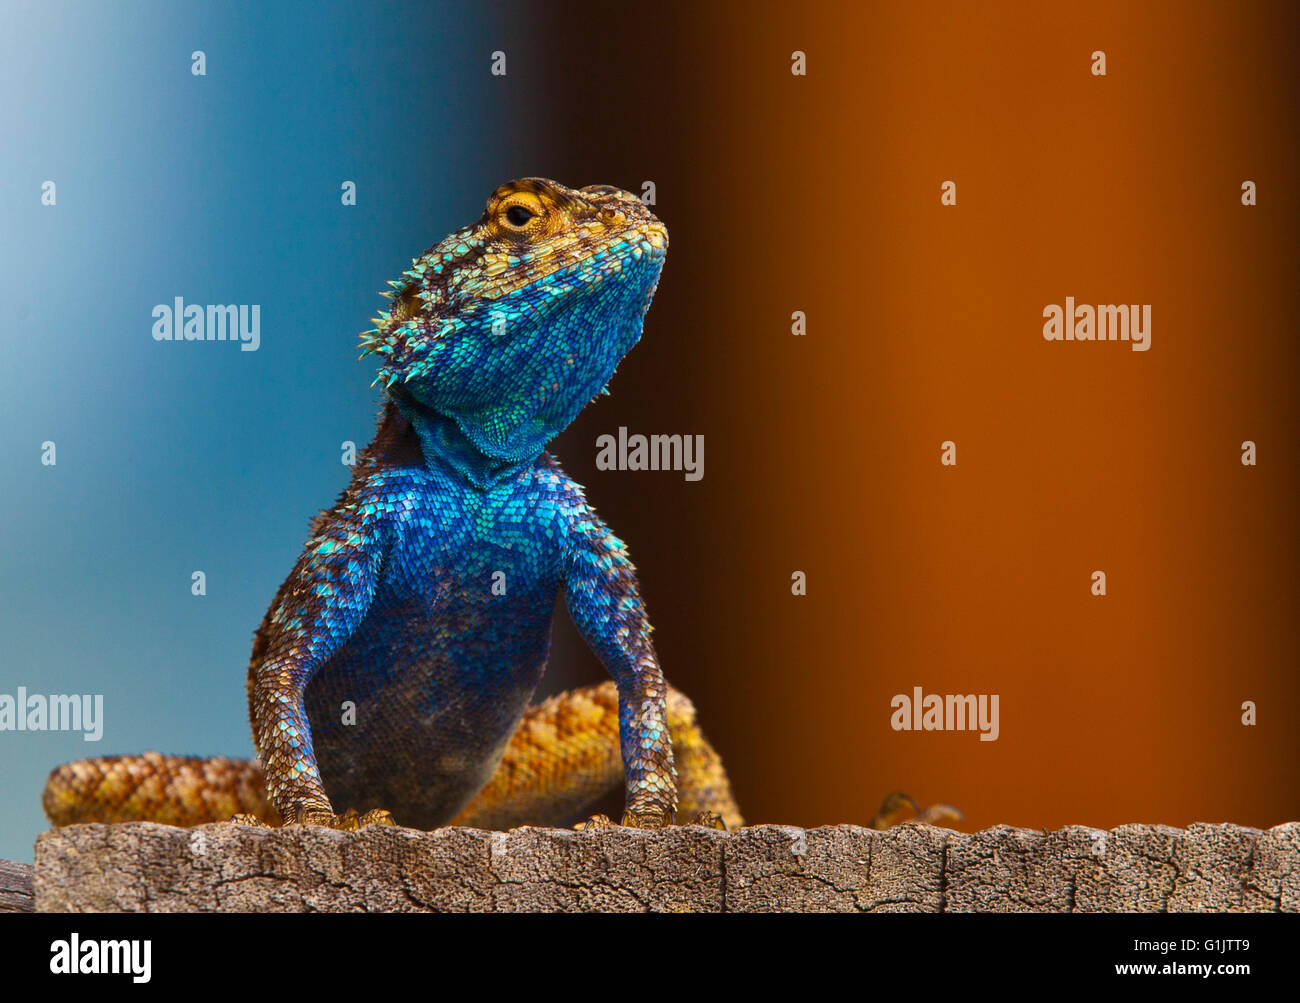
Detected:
[286,806,397,830]
[575,807,680,830]
[229,813,271,827]
[687,810,727,830]
[869,791,963,830]
[621,806,674,829]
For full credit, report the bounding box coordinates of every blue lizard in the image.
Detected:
[46,179,741,831]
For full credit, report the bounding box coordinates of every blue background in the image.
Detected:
[0,1,549,861]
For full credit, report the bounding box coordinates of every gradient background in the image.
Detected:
[1,0,1295,862]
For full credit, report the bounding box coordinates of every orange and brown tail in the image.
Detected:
[452,682,744,830]
[43,682,743,831]
[42,752,279,827]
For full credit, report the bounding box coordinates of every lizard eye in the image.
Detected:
[505,205,534,227]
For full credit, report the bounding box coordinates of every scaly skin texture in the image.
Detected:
[45,179,742,832]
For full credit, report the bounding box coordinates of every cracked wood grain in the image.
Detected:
[26,820,1300,913]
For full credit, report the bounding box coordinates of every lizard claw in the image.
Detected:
[575,813,616,831]
[229,813,271,827]
[354,808,397,829]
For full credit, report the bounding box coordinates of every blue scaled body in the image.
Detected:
[247,179,677,828]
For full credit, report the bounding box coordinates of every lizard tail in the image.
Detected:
[42,684,742,831]
[451,681,744,830]
[42,752,279,827]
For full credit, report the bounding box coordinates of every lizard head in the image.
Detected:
[361,178,667,463]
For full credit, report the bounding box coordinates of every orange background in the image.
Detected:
[531,0,1298,831]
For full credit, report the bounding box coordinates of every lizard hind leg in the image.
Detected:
[450,681,744,831]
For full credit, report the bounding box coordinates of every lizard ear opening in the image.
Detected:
[391,283,421,322]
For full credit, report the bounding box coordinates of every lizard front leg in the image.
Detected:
[243,493,393,830]
[562,505,679,829]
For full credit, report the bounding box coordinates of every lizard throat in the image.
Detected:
[391,390,532,489]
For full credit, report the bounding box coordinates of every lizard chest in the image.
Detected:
[378,474,567,615]
[298,462,577,826]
